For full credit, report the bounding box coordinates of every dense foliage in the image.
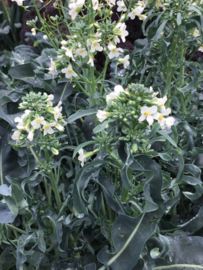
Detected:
[1,0,203,269]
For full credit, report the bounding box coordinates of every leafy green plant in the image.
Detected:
[1,0,203,269]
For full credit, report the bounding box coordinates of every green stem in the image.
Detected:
[99,59,109,95]
[32,0,58,50]
[49,180,61,209]
[108,208,113,224]
[6,224,27,235]
[100,192,106,216]
[58,195,70,218]
[121,185,128,202]
[69,234,80,258]
[43,177,52,207]
[44,150,62,209]
[145,70,152,85]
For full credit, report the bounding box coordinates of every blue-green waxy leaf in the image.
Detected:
[144,122,160,140]
[98,177,125,215]
[154,20,168,42]
[67,109,97,123]
[177,12,181,25]
[154,236,203,268]
[157,130,177,148]
[93,121,109,134]
[121,148,133,190]
[0,201,15,223]
[158,153,172,161]
[8,62,36,79]
[73,161,106,215]
[84,263,96,270]
[97,213,156,270]
[0,184,11,196]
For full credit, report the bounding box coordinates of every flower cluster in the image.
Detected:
[192,28,203,52]
[128,0,147,20]
[97,84,175,128]
[96,84,175,150]
[11,92,67,154]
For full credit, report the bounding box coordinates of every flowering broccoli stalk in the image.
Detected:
[11,92,67,156]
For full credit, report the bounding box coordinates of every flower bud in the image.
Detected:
[51,148,59,155]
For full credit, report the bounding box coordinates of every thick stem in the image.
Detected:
[48,172,62,209]
[6,224,27,235]
[44,150,62,209]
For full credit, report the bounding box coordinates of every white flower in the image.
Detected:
[77,149,93,166]
[164,117,175,129]
[92,0,99,10]
[21,110,31,119]
[11,130,21,141]
[47,94,54,106]
[90,40,103,53]
[31,28,36,36]
[55,123,64,131]
[198,46,203,52]
[61,40,68,46]
[96,110,110,122]
[193,29,199,38]
[154,113,165,127]
[119,55,130,68]
[42,122,56,136]
[75,47,88,58]
[95,32,102,39]
[138,106,157,125]
[61,65,77,79]
[12,0,24,6]
[14,114,30,130]
[54,105,62,121]
[114,36,120,44]
[69,0,84,19]
[138,14,147,20]
[155,96,167,109]
[69,8,78,20]
[48,58,57,76]
[128,6,145,20]
[161,107,171,115]
[115,23,129,42]
[78,149,85,167]
[87,55,94,66]
[61,47,75,61]
[27,130,34,141]
[117,0,127,12]
[53,1,58,7]
[106,85,124,102]
[43,35,48,40]
[155,0,166,10]
[106,0,115,7]
[31,116,44,129]
[108,43,123,59]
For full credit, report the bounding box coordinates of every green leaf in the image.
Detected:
[121,147,134,190]
[144,122,160,140]
[67,109,97,123]
[0,202,15,224]
[158,153,172,161]
[93,121,109,134]
[177,12,181,25]
[157,130,177,148]
[97,213,156,270]
[154,20,168,42]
